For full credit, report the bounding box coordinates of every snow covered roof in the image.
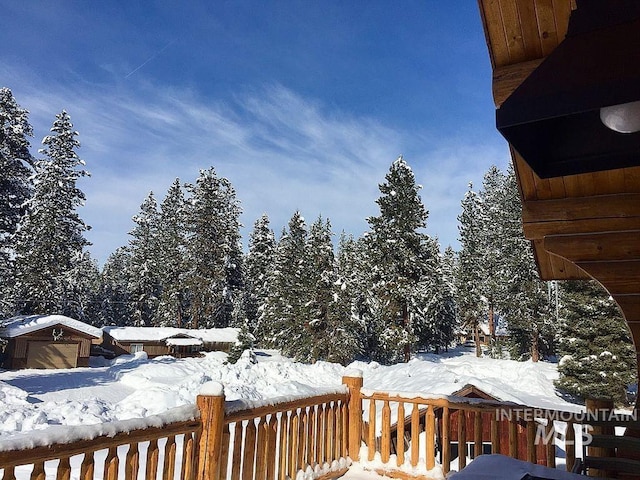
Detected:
[0,315,102,339]
[103,326,239,344]
[461,321,509,337]
[166,337,203,347]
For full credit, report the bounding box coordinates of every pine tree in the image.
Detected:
[262,211,308,354]
[498,167,556,361]
[244,214,276,344]
[456,183,485,357]
[62,251,101,323]
[555,281,637,405]
[183,167,243,328]
[0,88,34,316]
[299,216,335,362]
[13,111,90,315]
[365,156,434,363]
[478,166,507,346]
[155,179,188,327]
[127,192,161,326]
[302,216,365,364]
[414,239,457,353]
[99,247,132,326]
[336,232,368,360]
[441,246,458,296]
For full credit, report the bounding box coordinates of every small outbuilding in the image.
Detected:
[101,326,239,358]
[0,315,103,370]
[442,384,546,465]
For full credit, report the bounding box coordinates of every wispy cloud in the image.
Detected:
[2,65,507,265]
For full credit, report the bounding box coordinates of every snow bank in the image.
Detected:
[0,347,582,443]
[0,381,29,405]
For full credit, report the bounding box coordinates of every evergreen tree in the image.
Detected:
[127,192,161,326]
[441,246,458,296]
[99,247,132,326]
[0,88,34,316]
[13,111,90,315]
[183,167,243,328]
[299,216,336,362]
[262,212,308,353]
[302,216,363,364]
[456,183,485,357]
[555,281,637,405]
[244,214,276,344]
[334,232,367,362]
[478,166,507,346]
[365,156,434,363]
[414,239,457,353]
[62,251,101,323]
[498,168,555,361]
[155,179,188,327]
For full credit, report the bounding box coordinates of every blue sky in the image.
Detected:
[1,1,509,265]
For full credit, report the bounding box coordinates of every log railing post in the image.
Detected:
[196,382,226,480]
[545,421,555,469]
[442,405,450,475]
[565,421,576,472]
[586,397,615,478]
[426,405,435,470]
[474,411,483,459]
[458,410,467,470]
[342,370,364,461]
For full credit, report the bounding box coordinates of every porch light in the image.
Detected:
[600,101,640,134]
[496,0,640,179]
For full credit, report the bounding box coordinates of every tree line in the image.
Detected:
[1,87,636,403]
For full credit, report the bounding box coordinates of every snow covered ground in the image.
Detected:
[0,347,583,440]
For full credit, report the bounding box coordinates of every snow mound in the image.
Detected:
[0,348,582,441]
[0,381,29,406]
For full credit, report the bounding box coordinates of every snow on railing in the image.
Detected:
[0,405,201,480]
[0,373,627,480]
[200,381,351,480]
[0,382,352,480]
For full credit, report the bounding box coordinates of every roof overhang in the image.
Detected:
[478,0,640,365]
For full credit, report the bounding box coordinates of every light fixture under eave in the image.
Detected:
[600,100,640,134]
[496,0,640,179]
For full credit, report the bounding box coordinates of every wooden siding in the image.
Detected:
[14,338,27,358]
[103,333,235,359]
[478,0,640,367]
[111,340,170,357]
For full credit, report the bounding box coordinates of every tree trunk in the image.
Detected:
[531,330,540,362]
[403,303,410,362]
[488,303,495,340]
[474,324,481,357]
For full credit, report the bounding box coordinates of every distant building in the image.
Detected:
[0,315,102,369]
[458,318,509,347]
[101,326,240,358]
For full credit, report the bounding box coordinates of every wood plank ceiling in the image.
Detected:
[477,0,640,368]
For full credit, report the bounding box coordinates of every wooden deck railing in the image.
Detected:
[0,383,350,480]
[1,372,634,480]
[356,391,569,477]
[213,391,350,480]
[0,406,201,480]
[353,389,640,479]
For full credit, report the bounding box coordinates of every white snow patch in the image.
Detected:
[199,381,224,396]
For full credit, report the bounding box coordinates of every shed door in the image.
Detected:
[26,342,79,369]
